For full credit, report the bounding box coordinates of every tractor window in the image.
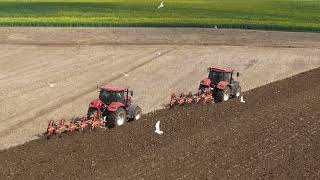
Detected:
[116,92,125,101]
[99,90,124,104]
[224,73,231,81]
[208,71,224,84]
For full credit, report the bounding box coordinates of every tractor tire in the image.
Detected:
[132,106,142,121]
[107,107,127,128]
[234,86,241,98]
[87,107,97,119]
[215,86,231,102]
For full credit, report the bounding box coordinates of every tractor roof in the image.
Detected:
[100,85,128,92]
[209,66,233,73]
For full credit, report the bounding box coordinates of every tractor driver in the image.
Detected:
[116,92,124,102]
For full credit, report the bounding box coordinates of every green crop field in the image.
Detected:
[0,0,319,32]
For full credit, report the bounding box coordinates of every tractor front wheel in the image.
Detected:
[133,106,142,121]
[107,107,127,128]
[215,86,231,102]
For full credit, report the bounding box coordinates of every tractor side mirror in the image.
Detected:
[130,91,133,96]
[236,72,240,77]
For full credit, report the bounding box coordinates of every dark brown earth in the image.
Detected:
[0,67,320,179]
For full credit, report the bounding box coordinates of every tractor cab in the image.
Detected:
[208,69,231,85]
[98,85,133,106]
[207,66,238,85]
[200,66,235,89]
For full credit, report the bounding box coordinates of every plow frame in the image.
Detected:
[169,89,214,108]
[46,110,104,138]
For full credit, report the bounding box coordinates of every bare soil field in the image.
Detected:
[0,27,319,150]
[0,66,319,180]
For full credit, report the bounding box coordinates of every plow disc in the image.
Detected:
[46,111,104,138]
[169,89,214,108]
[47,120,56,137]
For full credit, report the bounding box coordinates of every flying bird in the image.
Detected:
[155,120,163,135]
[240,95,245,103]
[158,1,164,9]
[47,82,56,88]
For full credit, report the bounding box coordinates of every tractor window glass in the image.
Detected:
[99,91,122,104]
[209,71,224,84]
[224,73,231,81]
[116,92,125,102]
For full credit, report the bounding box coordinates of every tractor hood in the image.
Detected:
[200,78,211,87]
[216,81,230,90]
[89,99,104,109]
[107,102,125,112]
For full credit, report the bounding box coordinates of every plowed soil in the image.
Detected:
[1,27,320,150]
[0,67,319,180]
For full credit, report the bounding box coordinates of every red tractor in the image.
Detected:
[87,85,142,128]
[199,66,241,102]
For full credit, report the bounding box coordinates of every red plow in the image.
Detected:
[46,111,104,139]
[169,89,214,108]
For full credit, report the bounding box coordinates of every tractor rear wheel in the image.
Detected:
[215,86,231,102]
[107,107,127,128]
[133,106,142,121]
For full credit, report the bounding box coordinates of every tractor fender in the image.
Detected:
[216,81,230,90]
[127,104,139,118]
[107,102,125,112]
[200,78,211,87]
[89,99,104,110]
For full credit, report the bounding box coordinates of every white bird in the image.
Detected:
[240,95,245,103]
[47,82,56,88]
[158,1,164,9]
[214,25,218,29]
[155,120,163,135]
[157,52,161,56]
[122,72,130,77]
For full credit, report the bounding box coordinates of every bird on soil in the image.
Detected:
[240,95,245,103]
[47,81,56,88]
[155,120,163,135]
[122,72,130,77]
